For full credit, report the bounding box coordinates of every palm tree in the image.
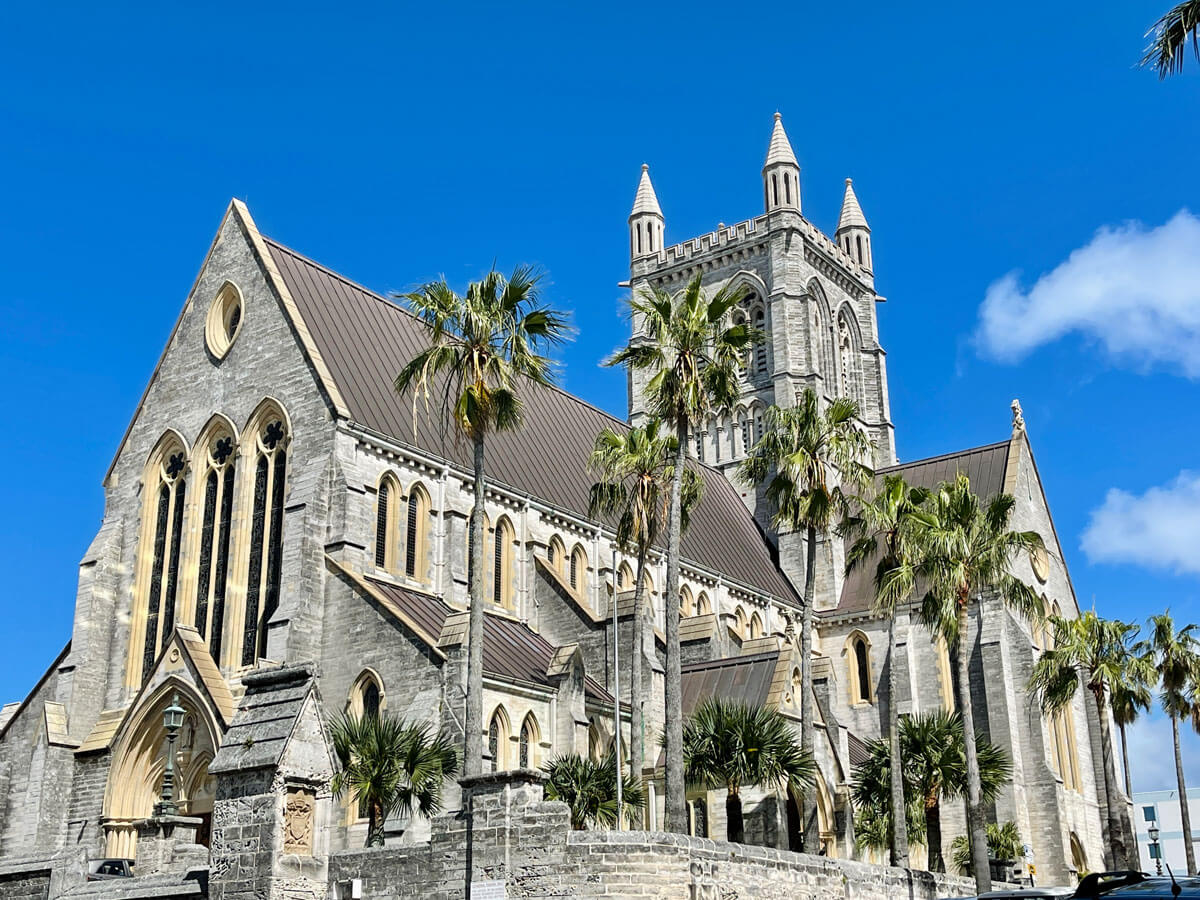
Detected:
[606,274,758,831]
[1142,1,1200,77]
[1141,613,1200,874]
[329,712,459,847]
[738,389,872,852]
[1028,611,1150,869]
[394,267,570,776]
[851,708,1011,872]
[1111,664,1154,799]
[910,474,1044,892]
[543,752,646,830]
[842,473,931,866]
[952,821,1023,877]
[681,698,815,843]
[589,418,702,796]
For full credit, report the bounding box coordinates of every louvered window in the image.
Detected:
[375,481,390,568]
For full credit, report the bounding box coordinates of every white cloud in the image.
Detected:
[1081,471,1200,575]
[976,210,1200,376]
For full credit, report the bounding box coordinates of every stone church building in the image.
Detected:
[0,115,1118,893]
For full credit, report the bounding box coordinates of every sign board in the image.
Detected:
[472,879,507,900]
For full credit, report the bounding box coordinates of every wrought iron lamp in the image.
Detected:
[1149,822,1162,875]
[153,693,186,817]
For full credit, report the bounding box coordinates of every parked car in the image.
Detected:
[1101,875,1200,900]
[87,858,134,880]
[964,871,1149,900]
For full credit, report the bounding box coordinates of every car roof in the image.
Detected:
[1106,878,1200,898]
[978,889,1077,899]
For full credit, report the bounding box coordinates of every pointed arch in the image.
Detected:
[806,279,834,380]
[680,585,694,617]
[547,535,566,575]
[845,630,874,704]
[518,712,541,769]
[696,591,712,616]
[404,481,431,584]
[492,516,516,610]
[348,668,386,719]
[103,678,221,859]
[487,705,512,772]
[189,415,240,666]
[126,430,192,688]
[617,561,634,590]
[749,612,764,640]
[570,543,588,595]
[374,471,403,573]
[733,606,748,639]
[834,305,864,404]
[234,399,291,668]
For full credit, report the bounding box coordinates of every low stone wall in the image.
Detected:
[328,771,979,900]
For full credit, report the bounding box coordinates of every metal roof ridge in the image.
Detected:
[681,650,781,672]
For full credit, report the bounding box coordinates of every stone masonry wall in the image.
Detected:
[328,771,978,900]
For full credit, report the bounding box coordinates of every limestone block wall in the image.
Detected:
[327,772,978,900]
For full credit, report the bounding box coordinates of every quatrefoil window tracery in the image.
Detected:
[211,436,235,467]
[164,452,186,481]
[262,421,285,451]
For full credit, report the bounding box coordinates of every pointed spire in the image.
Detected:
[763,112,799,170]
[629,163,663,218]
[837,178,869,233]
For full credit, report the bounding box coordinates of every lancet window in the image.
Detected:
[194,428,237,665]
[241,415,288,667]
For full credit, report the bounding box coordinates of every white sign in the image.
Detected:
[472,879,507,899]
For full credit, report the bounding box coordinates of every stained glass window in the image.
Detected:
[488,717,500,772]
[519,720,531,769]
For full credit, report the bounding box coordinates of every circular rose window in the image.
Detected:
[205,282,244,360]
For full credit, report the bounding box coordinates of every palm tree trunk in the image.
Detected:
[368,799,384,847]
[464,433,486,777]
[662,420,687,832]
[1091,688,1129,868]
[888,617,910,867]
[726,789,744,843]
[1120,722,1133,799]
[926,798,944,873]
[630,543,648,823]
[1174,714,1197,874]
[954,599,991,894]
[801,523,819,855]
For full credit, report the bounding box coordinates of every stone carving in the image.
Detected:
[1011,398,1026,437]
[283,787,315,855]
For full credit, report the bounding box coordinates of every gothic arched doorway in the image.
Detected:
[102,680,220,859]
[786,773,837,857]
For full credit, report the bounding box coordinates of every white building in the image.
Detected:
[1133,790,1200,874]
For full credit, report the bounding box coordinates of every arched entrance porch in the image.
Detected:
[101,679,221,859]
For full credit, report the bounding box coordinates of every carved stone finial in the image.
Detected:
[783,612,796,640]
[1011,399,1026,437]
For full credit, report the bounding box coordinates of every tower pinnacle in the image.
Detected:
[762,113,800,213]
[629,164,664,259]
[836,177,872,272]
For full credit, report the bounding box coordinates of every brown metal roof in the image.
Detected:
[265,237,798,604]
[364,577,613,704]
[679,650,782,717]
[831,440,1012,617]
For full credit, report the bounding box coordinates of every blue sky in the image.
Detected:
[1,2,1197,789]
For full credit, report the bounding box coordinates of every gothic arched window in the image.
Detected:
[570,544,587,594]
[493,517,515,609]
[697,591,712,616]
[752,306,768,378]
[847,632,873,704]
[405,482,430,583]
[374,472,401,572]
[749,612,764,640]
[488,707,510,772]
[680,585,694,617]
[241,413,288,667]
[133,434,190,685]
[194,425,237,665]
[519,714,539,769]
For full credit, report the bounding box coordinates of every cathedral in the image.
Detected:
[0,115,1119,893]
